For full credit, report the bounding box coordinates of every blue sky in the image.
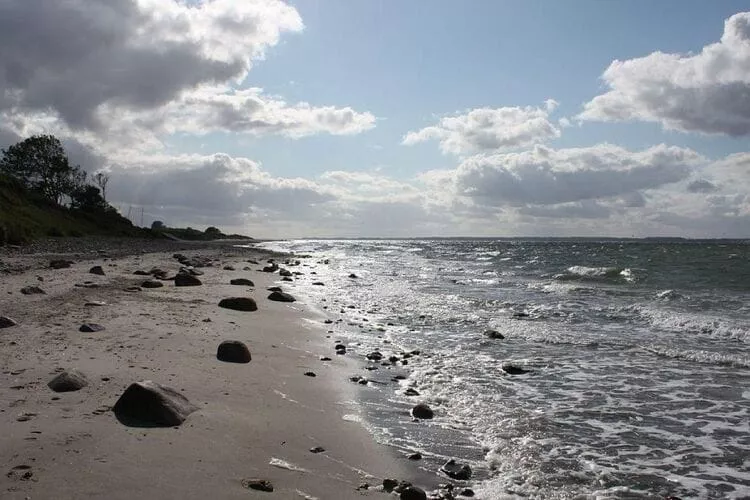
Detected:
[2,1,750,237]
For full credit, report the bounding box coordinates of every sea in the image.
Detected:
[255,238,750,499]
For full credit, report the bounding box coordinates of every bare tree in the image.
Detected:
[93,171,110,202]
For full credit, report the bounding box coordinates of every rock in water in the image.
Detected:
[230,278,254,286]
[89,266,105,276]
[440,459,472,480]
[242,479,273,492]
[267,291,296,303]
[279,268,292,277]
[411,403,434,419]
[218,297,258,311]
[141,280,164,289]
[113,380,198,427]
[20,286,45,295]
[79,323,105,333]
[0,316,17,328]
[484,329,505,339]
[48,370,88,392]
[400,486,427,500]
[174,273,202,286]
[502,363,531,375]
[216,340,251,363]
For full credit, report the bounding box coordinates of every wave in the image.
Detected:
[640,345,750,368]
[555,266,638,283]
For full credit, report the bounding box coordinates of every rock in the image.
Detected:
[141,280,164,289]
[267,286,282,292]
[502,363,531,375]
[230,278,254,286]
[180,267,203,276]
[268,291,296,303]
[320,356,332,361]
[411,403,434,419]
[279,268,292,277]
[242,479,273,492]
[89,265,105,276]
[459,488,475,497]
[216,340,251,363]
[383,479,399,492]
[50,259,73,269]
[304,371,316,377]
[408,452,422,460]
[218,297,258,312]
[174,273,202,287]
[261,264,278,273]
[484,329,505,339]
[400,486,427,500]
[310,446,325,453]
[48,370,88,392]
[133,270,150,276]
[149,268,167,278]
[113,380,198,427]
[312,282,325,286]
[20,286,45,295]
[404,388,420,396]
[79,323,105,333]
[124,286,142,292]
[440,459,472,480]
[0,316,18,328]
[281,276,293,282]
[348,273,358,279]
[366,351,383,361]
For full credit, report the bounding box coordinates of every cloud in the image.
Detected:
[686,179,718,193]
[403,102,561,155]
[579,12,750,136]
[0,0,373,146]
[455,143,701,206]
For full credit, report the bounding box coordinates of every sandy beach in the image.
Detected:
[0,240,430,500]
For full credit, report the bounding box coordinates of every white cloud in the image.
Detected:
[579,12,750,136]
[403,102,561,155]
[455,144,702,206]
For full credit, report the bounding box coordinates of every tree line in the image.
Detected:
[0,135,111,213]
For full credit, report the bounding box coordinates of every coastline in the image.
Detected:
[0,240,432,499]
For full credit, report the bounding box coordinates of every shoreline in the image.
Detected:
[0,240,435,499]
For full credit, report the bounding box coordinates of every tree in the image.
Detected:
[205,226,221,236]
[0,135,84,204]
[151,220,165,230]
[93,171,110,202]
[70,185,107,212]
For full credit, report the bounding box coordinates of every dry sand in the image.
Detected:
[0,243,426,499]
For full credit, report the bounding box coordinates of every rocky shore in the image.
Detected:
[0,239,443,499]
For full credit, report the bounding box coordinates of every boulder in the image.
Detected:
[218,297,258,312]
[79,323,105,333]
[268,291,296,303]
[366,351,383,361]
[502,363,531,375]
[440,459,472,480]
[174,273,202,287]
[404,388,420,396]
[50,259,73,269]
[484,329,505,340]
[348,273,358,279]
[242,479,273,492]
[20,286,45,295]
[230,278,254,286]
[89,266,105,276]
[113,380,198,427]
[411,403,434,419]
[261,264,278,273]
[0,316,17,328]
[141,280,164,289]
[48,370,88,392]
[400,486,427,500]
[216,340,251,363]
[279,268,292,277]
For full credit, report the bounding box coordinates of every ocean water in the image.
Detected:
[256,239,750,499]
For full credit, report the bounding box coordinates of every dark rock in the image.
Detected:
[216,340,251,363]
[304,371,316,377]
[484,329,505,339]
[310,446,325,453]
[312,282,325,286]
[241,478,274,492]
[512,311,530,319]
[50,259,73,269]
[79,323,105,333]
[440,459,472,480]
[389,355,400,363]
[174,273,202,287]
[180,267,203,276]
[404,388,420,396]
[223,265,236,271]
[124,286,142,292]
[366,351,383,361]
[133,270,151,276]
[279,268,292,277]
[383,479,399,492]
[261,264,279,273]
[459,488,475,497]
[408,452,422,460]
[230,278,254,286]
[89,266,105,276]
[334,343,346,350]
[48,370,88,392]
[324,319,333,324]
[149,268,167,277]
[281,276,293,282]
[0,316,18,328]
[218,297,258,312]
[502,363,531,375]
[320,356,331,361]
[113,380,198,427]
[348,273,358,279]
[141,280,164,288]
[400,486,427,500]
[267,286,282,292]
[411,403,434,419]
[20,286,45,295]
[268,291,296,303]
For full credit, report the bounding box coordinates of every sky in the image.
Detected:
[1,0,750,238]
